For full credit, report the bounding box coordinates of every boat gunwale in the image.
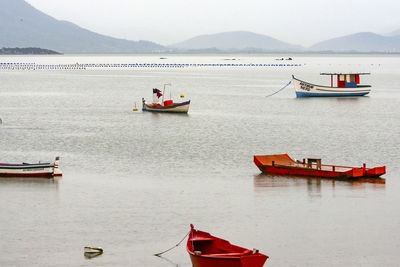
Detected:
[270,163,353,173]
[0,165,55,170]
[188,252,263,260]
[0,162,53,166]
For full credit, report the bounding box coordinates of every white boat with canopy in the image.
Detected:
[292,73,371,97]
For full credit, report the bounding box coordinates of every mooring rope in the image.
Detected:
[154,230,190,257]
[265,80,292,97]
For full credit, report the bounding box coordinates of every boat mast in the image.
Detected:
[162,83,171,103]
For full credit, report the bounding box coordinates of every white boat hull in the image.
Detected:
[292,76,371,97]
[0,158,62,177]
[142,100,190,113]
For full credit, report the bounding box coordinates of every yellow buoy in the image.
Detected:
[180,94,184,98]
[133,107,138,111]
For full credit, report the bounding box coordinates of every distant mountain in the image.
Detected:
[170,31,302,52]
[310,32,400,52]
[0,0,164,53]
[0,47,61,55]
[388,29,400,36]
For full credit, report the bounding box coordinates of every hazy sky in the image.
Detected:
[25,0,400,46]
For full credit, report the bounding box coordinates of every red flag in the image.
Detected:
[153,88,163,98]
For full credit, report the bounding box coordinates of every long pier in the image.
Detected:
[0,62,302,70]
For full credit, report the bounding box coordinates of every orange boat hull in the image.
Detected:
[254,154,385,179]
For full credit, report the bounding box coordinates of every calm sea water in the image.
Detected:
[0,54,399,266]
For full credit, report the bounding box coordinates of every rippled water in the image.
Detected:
[0,54,399,266]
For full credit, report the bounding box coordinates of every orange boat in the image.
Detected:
[187,224,268,267]
[254,154,385,179]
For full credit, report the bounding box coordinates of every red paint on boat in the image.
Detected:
[254,154,385,179]
[187,224,268,267]
[163,100,173,106]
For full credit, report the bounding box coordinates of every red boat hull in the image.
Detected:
[254,154,385,179]
[187,225,268,267]
[189,253,267,267]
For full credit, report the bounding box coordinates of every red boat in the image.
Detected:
[254,154,386,179]
[187,224,268,267]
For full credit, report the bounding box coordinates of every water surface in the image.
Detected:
[0,54,399,266]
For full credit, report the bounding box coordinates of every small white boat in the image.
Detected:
[142,84,190,113]
[84,247,103,253]
[0,157,62,178]
[292,73,371,97]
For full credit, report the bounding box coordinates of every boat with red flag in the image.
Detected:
[293,73,371,97]
[254,154,385,179]
[187,224,268,267]
[142,83,190,113]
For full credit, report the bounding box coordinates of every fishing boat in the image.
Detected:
[0,157,62,177]
[142,84,190,113]
[187,224,268,267]
[292,73,371,97]
[254,154,385,179]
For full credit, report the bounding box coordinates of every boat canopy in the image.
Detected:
[319,73,370,88]
[320,72,370,75]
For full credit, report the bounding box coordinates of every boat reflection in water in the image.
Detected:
[253,173,385,197]
[0,176,61,190]
[156,255,180,267]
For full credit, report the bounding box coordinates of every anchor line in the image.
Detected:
[154,230,190,257]
[265,80,292,97]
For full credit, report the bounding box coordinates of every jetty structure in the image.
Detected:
[0,62,301,71]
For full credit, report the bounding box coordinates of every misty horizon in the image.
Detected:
[23,0,400,47]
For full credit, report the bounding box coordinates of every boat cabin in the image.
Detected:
[320,72,370,88]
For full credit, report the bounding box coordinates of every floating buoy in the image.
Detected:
[133,102,138,111]
[84,246,103,259]
[83,247,103,259]
[84,246,103,253]
[180,94,184,98]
